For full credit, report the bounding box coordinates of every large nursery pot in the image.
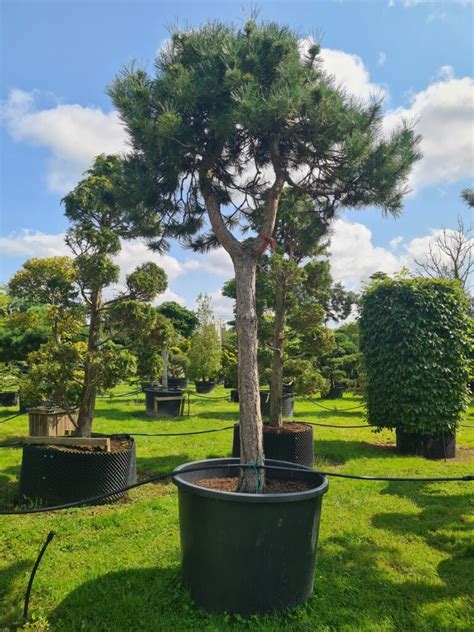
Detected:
[195,380,216,394]
[232,422,314,467]
[0,391,18,407]
[144,387,184,418]
[260,390,294,418]
[230,389,239,403]
[172,457,328,615]
[322,383,346,400]
[19,434,136,505]
[396,428,456,459]
[167,377,189,390]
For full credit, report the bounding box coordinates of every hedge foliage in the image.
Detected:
[360,277,471,435]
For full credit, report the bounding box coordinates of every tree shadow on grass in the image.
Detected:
[314,439,396,465]
[47,534,471,632]
[0,560,35,628]
[373,482,474,567]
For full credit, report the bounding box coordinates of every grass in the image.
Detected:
[0,387,473,632]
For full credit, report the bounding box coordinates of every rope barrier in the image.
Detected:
[304,399,366,413]
[0,462,471,515]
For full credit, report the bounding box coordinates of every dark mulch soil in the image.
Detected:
[263,422,311,434]
[195,476,313,493]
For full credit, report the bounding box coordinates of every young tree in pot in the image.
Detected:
[156,301,198,388]
[109,20,420,491]
[360,275,471,458]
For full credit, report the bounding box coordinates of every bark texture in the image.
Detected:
[76,289,101,436]
[234,254,265,492]
[269,271,286,426]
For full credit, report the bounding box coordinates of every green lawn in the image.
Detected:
[1,388,473,632]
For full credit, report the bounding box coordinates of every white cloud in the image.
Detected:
[298,38,388,103]
[377,52,387,67]
[183,248,233,278]
[0,229,69,258]
[383,76,474,191]
[389,236,404,250]
[438,65,455,81]
[207,290,235,321]
[329,219,401,289]
[320,47,388,102]
[0,89,128,194]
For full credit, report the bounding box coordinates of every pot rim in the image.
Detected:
[172,457,328,504]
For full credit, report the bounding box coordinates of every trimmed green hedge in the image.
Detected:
[360,277,471,436]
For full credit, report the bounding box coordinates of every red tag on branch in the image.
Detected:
[258,234,277,253]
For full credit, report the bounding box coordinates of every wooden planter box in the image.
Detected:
[28,407,78,437]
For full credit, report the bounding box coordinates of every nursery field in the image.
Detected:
[0,387,473,632]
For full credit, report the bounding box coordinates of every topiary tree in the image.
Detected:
[109,19,420,490]
[359,276,470,444]
[156,302,199,338]
[61,155,169,434]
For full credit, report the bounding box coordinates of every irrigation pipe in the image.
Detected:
[1,463,472,516]
[0,411,25,424]
[23,531,56,621]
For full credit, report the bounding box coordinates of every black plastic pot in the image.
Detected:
[0,392,18,407]
[232,423,314,467]
[167,377,189,390]
[172,457,328,615]
[195,381,216,394]
[230,389,239,403]
[19,434,136,505]
[144,388,184,418]
[259,390,294,418]
[323,384,346,400]
[396,429,456,459]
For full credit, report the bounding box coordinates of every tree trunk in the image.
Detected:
[161,348,169,389]
[234,254,265,493]
[269,271,286,426]
[76,289,101,436]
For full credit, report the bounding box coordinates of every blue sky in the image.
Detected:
[1,0,473,318]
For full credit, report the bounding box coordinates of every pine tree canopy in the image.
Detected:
[108,19,422,255]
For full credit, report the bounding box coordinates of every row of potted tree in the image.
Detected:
[3,17,470,617]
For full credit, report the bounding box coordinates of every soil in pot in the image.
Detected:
[144,388,184,418]
[396,429,456,459]
[232,422,314,467]
[19,434,136,505]
[195,381,216,394]
[172,457,328,615]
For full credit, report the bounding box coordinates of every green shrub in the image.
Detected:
[360,277,471,435]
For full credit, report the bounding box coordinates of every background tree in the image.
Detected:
[156,301,198,338]
[320,322,363,396]
[109,19,420,490]
[415,216,473,291]
[187,294,222,382]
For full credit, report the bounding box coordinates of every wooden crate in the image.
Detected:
[28,407,78,437]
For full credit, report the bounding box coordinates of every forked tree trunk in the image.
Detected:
[76,289,102,437]
[269,272,286,426]
[234,254,265,493]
